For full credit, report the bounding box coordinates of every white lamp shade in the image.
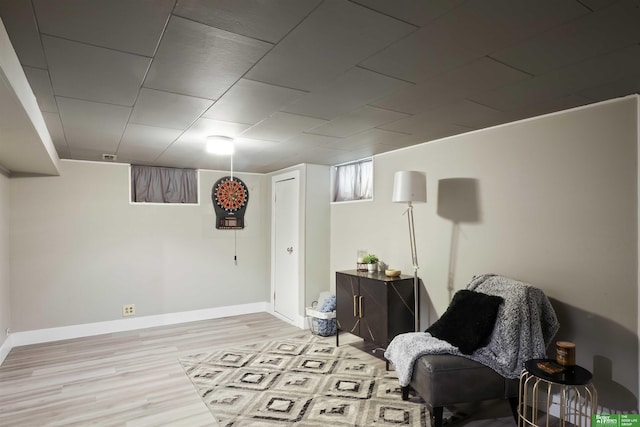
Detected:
[392,171,426,203]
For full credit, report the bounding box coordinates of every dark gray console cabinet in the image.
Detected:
[335,270,415,348]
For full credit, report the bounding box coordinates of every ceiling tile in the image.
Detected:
[67,146,120,163]
[455,0,590,52]
[245,0,416,91]
[324,143,392,161]
[425,99,507,129]
[151,157,196,170]
[177,118,251,145]
[242,112,327,141]
[41,111,69,155]
[43,36,150,106]
[251,144,309,168]
[0,0,47,68]
[118,124,182,162]
[192,155,242,172]
[130,88,213,131]
[350,0,464,27]
[157,137,233,170]
[155,145,201,169]
[309,105,408,137]
[326,128,411,150]
[287,146,355,165]
[173,0,321,44]
[578,74,640,102]
[369,82,456,115]
[379,99,507,132]
[234,136,280,151]
[144,16,273,100]
[576,0,619,11]
[282,67,412,120]
[23,66,57,112]
[57,97,130,152]
[378,133,430,149]
[33,0,174,57]
[379,106,475,135]
[492,1,640,75]
[360,0,588,82]
[472,45,640,111]
[408,123,472,143]
[359,25,476,84]
[259,143,350,168]
[284,133,340,150]
[372,57,531,114]
[203,79,306,125]
[503,94,594,123]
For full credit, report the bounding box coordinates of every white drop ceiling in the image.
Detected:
[1,0,639,174]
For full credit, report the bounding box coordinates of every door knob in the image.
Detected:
[286,247,293,254]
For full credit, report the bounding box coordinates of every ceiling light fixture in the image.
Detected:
[206,135,235,155]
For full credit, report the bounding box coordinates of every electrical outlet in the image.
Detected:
[122,304,136,317]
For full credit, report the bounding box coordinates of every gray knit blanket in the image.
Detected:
[384,274,559,387]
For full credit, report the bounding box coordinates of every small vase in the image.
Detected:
[367,263,377,273]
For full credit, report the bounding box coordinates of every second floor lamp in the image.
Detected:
[392,170,427,332]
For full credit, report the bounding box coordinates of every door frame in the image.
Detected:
[270,169,304,328]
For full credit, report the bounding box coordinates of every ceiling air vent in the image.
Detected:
[102,154,117,161]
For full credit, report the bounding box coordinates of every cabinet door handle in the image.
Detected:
[359,296,364,318]
[353,295,358,317]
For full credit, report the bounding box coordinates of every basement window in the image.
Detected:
[332,158,373,202]
[130,165,198,204]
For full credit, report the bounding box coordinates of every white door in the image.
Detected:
[273,174,299,321]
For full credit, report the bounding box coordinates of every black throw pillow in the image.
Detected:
[426,289,503,355]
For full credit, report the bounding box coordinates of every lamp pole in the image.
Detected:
[406,201,420,332]
[392,170,426,333]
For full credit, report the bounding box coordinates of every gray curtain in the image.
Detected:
[131,165,197,203]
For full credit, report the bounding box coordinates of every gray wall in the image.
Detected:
[10,160,270,331]
[0,171,9,348]
[330,96,639,411]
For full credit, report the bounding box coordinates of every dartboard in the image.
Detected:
[214,177,248,211]
[212,176,249,229]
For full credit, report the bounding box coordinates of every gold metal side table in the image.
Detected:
[518,359,597,427]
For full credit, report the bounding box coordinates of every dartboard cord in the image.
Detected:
[230,153,237,265]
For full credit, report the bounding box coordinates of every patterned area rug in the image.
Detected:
[179,335,428,426]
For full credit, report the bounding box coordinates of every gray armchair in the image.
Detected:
[386,274,559,427]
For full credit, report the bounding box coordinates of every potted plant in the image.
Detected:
[363,254,379,272]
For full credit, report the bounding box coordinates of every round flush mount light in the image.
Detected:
[206,135,234,155]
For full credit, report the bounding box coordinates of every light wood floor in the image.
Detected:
[0,312,516,426]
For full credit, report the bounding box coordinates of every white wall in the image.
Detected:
[9,160,270,331]
[0,171,9,350]
[267,164,332,321]
[304,164,331,308]
[331,96,639,411]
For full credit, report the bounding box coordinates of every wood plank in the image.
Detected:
[0,312,302,426]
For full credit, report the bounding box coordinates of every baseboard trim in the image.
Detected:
[270,310,308,330]
[0,334,12,366]
[8,302,270,350]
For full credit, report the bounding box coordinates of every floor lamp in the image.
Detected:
[392,171,426,332]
